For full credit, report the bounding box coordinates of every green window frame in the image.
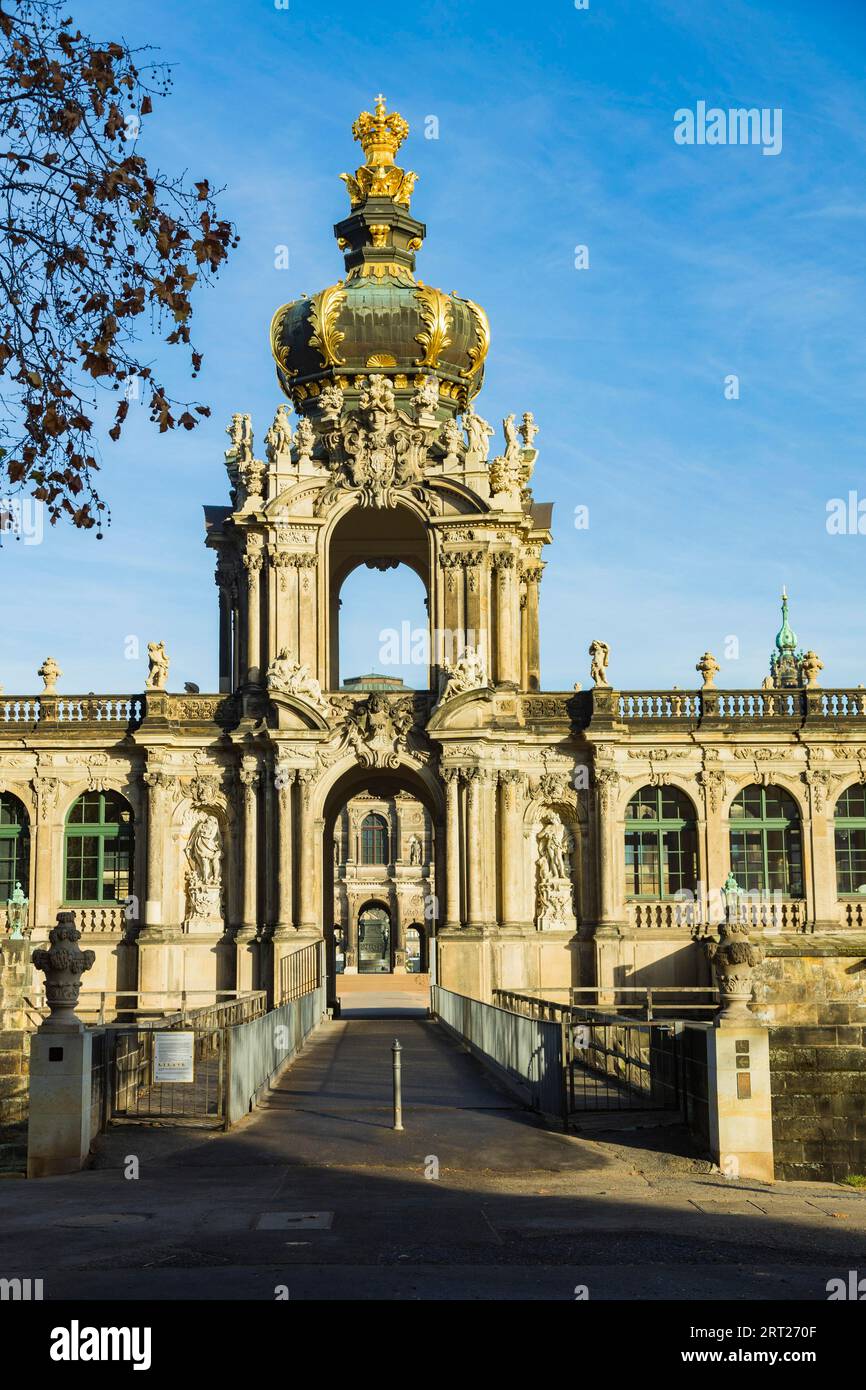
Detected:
[360,813,389,865]
[624,785,697,899]
[728,784,803,897]
[834,784,866,897]
[0,792,30,902]
[64,790,134,905]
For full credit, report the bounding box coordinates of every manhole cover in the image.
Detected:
[256,1211,334,1231]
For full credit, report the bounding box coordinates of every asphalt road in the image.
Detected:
[1,1015,865,1300]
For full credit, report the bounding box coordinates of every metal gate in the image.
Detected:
[111,1025,226,1124]
[564,1015,682,1113]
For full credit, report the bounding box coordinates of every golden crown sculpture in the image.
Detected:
[341,94,418,210]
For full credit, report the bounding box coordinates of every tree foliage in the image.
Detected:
[0,0,238,529]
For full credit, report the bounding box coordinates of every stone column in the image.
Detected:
[805,771,838,929]
[595,768,621,926]
[296,770,317,933]
[345,903,359,973]
[392,891,405,973]
[699,767,728,927]
[32,776,60,929]
[216,566,232,694]
[464,769,484,927]
[499,770,524,928]
[523,562,542,692]
[142,769,175,930]
[480,769,498,927]
[443,768,461,929]
[464,552,484,658]
[274,763,295,935]
[262,763,275,929]
[493,554,519,685]
[243,550,263,685]
[239,759,259,933]
[296,556,318,677]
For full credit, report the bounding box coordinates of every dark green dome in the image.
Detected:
[269,97,489,420]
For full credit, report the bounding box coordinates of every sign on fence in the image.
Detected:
[153,1032,195,1084]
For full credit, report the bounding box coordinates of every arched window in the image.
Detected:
[834,784,866,896]
[360,812,389,865]
[64,790,134,904]
[0,792,30,902]
[728,784,803,896]
[624,785,697,898]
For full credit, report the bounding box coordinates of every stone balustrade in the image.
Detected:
[0,691,234,732]
[613,687,866,728]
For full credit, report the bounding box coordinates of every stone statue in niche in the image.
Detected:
[184,813,223,929]
[535,811,575,932]
[409,834,423,867]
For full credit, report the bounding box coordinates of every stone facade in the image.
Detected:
[2,99,866,1038]
[770,1027,866,1181]
[333,790,432,973]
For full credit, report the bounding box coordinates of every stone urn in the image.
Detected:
[705,918,764,1020]
[31,911,95,1031]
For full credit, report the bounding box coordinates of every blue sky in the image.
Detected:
[4,0,866,694]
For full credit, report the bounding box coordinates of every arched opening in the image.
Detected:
[405,923,425,974]
[358,901,391,974]
[328,504,430,691]
[323,765,443,1000]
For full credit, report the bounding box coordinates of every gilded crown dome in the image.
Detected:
[269,96,490,420]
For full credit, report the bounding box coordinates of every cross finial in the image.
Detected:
[374,93,386,115]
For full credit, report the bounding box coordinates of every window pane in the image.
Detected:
[836,785,866,820]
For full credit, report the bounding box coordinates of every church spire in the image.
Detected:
[769,587,804,688]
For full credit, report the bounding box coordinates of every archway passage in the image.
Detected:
[338,563,429,691]
[328,504,431,691]
[323,764,442,1011]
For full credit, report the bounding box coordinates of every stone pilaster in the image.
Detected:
[142,768,176,931]
[296,769,317,933]
[239,758,259,934]
[443,768,461,929]
[274,763,295,936]
[499,769,525,928]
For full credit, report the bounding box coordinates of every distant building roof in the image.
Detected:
[341,672,408,692]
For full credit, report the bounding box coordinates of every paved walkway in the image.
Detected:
[1,1015,865,1300]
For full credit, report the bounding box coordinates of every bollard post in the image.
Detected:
[392,1037,404,1131]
